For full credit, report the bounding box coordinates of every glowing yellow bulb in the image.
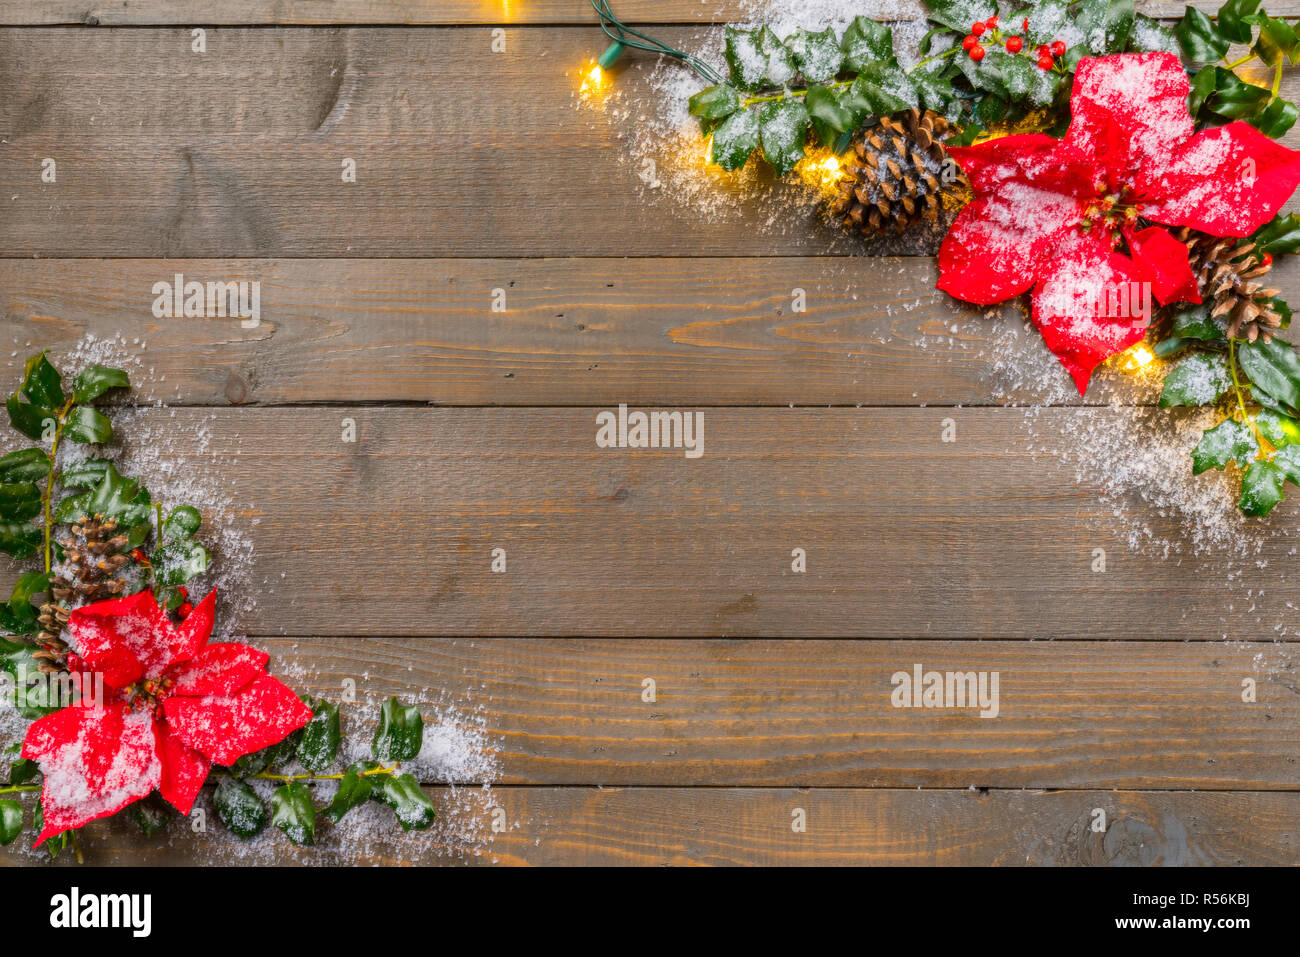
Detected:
[702,136,714,165]
[1123,345,1155,370]
[580,63,604,94]
[818,155,843,180]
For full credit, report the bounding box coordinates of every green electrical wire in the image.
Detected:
[589,0,726,85]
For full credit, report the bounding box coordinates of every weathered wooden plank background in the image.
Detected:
[2,2,1299,866]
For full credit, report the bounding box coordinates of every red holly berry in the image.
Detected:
[178,585,188,599]
[1037,44,1050,57]
[178,602,194,618]
[130,548,148,564]
[971,21,986,35]
[1038,54,1054,70]
[986,15,998,28]
[1051,40,1067,57]
[963,34,978,50]
[1006,36,1023,53]
[1262,253,1274,266]
[970,44,986,61]
[1022,17,1030,31]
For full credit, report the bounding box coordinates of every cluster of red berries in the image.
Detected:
[962,15,1067,69]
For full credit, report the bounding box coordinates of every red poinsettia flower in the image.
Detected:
[938,52,1300,393]
[21,588,310,845]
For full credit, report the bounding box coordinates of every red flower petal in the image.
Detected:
[1065,53,1194,189]
[155,722,211,816]
[938,135,1094,304]
[163,673,312,767]
[1139,122,1300,236]
[21,702,161,844]
[1031,227,1150,394]
[173,588,218,664]
[167,642,270,697]
[1122,225,1202,305]
[69,590,178,686]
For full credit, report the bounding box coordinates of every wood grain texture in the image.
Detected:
[1,26,1296,258]
[3,787,1296,865]
[0,0,1268,26]
[14,256,1282,407]
[1,407,1294,641]
[251,636,1300,789]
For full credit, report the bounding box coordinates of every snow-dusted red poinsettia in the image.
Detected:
[937,52,1300,394]
[21,588,311,845]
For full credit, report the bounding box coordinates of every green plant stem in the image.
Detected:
[41,400,73,575]
[1228,337,1269,457]
[1225,52,1258,69]
[1273,59,1284,97]
[213,765,399,784]
[0,784,40,795]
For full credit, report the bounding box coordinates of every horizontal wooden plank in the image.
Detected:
[10,256,1261,407]
[0,407,1294,640]
[3,787,1296,865]
[258,636,1300,789]
[0,0,1266,26]
[2,27,1297,257]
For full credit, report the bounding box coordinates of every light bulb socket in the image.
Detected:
[597,41,625,69]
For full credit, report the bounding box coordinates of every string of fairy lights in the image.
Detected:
[585,0,724,88]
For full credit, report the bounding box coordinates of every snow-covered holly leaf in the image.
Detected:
[1075,0,1136,54]
[786,27,843,83]
[688,84,740,120]
[710,107,759,170]
[841,16,893,71]
[1158,352,1233,407]
[1026,0,1071,46]
[129,795,171,837]
[1240,459,1286,515]
[1192,419,1256,473]
[162,504,202,541]
[1274,443,1300,484]
[372,697,423,762]
[806,85,856,146]
[271,782,315,845]
[370,773,435,831]
[923,0,997,34]
[215,777,267,838]
[297,699,341,773]
[758,98,810,176]
[1130,13,1179,54]
[1170,304,1225,341]
[57,457,110,490]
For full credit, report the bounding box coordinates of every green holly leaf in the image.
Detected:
[129,795,171,837]
[1159,352,1233,407]
[688,84,740,120]
[787,27,843,83]
[1251,213,1300,255]
[372,697,423,762]
[297,700,341,773]
[63,405,112,444]
[56,463,151,525]
[1175,7,1231,61]
[1076,0,1136,53]
[1239,337,1300,409]
[1188,65,1218,116]
[848,61,918,114]
[758,98,811,176]
[8,757,39,785]
[1170,303,1225,341]
[723,26,794,90]
[806,85,857,146]
[0,800,21,846]
[71,364,129,405]
[0,522,42,561]
[214,777,267,838]
[20,353,65,410]
[57,458,111,490]
[1218,0,1263,43]
[1000,54,1057,108]
[271,781,315,845]
[1240,459,1286,515]
[1244,13,1300,65]
[0,448,51,483]
[1192,418,1256,473]
[0,572,51,635]
[709,107,760,170]
[370,773,436,831]
[1273,443,1300,483]
[6,394,57,443]
[841,16,893,71]
[1257,409,1300,448]
[162,504,202,540]
[1204,67,1272,119]
[151,539,209,588]
[0,483,41,524]
[321,762,377,824]
[1248,96,1299,137]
